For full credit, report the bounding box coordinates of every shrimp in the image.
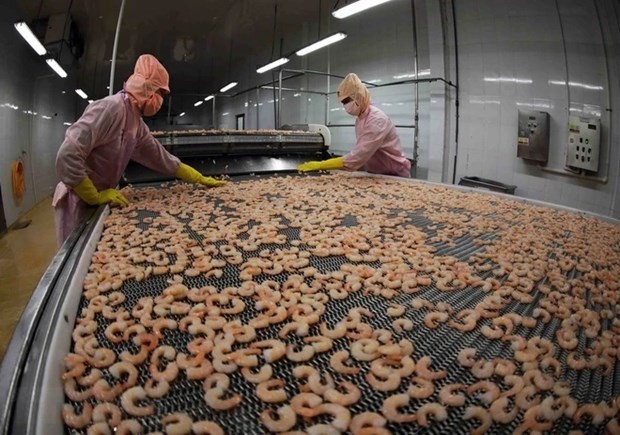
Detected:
[393,318,414,333]
[241,364,273,384]
[416,403,447,427]
[92,402,122,428]
[457,348,477,367]
[350,412,387,434]
[257,379,287,403]
[324,381,361,406]
[260,405,296,433]
[161,413,193,435]
[314,403,351,432]
[382,393,417,423]
[121,386,154,417]
[489,394,520,425]
[471,359,495,379]
[366,372,402,392]
[145,379,170,398]
[408,376,434,399]
[62,403,93,429]
[330,350,360,375]
[514,405,552,434]
[109,361,138,390]
[116,419,142,435]
[87,422,111,435]
[424,311,449,329]
[319,322,347,339]
[468,380,500,404]
[192,421,225,435]
[150,345,179,382]
[415,356,447,380]
[439,383,466,407]
[290,393,322,418]
[463,406,492,435]
[204,387,242,410]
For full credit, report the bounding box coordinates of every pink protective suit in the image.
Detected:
[52,91,180,245]
[342,104,412,178]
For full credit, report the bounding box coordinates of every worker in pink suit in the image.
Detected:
[298,73,411,177]
[53,54,225,246]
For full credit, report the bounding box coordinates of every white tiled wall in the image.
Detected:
[451,0,620,218]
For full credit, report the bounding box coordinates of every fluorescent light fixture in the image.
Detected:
[41,115,52,119]
[393,70,430,79]
[75,89,88,99]
[179,112,186,117]
[14,22,46,55]
[222,112,230,116]
[194,100,203,107]
[219,82,238,93]
[548,80,603,90]
[46,58,67,78]
[333,0,393,19]
[88,99,94,104]
[296,32,347,56]
[204,95,214,101]
[256,57,289,74]
[63,122,72,126]
[484,77,532,84]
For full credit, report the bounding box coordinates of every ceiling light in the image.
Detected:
[484,77,532,84]
[63,122,72,126]
[194,100,203,107]
[296,33,347,56]
[88,99,94,104]
[41,115,51,119]
[14,22,46,55]
[219,82,238,93]
[332,0,393,19]
[46,59,67,78]
[179,112,186,117]
[257,57,289,74]
[204,95,214,101]
[75,89,88,99]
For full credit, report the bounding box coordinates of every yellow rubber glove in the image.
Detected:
[73,177,129,207]
[175,163,226,186]
[298,157,344,172]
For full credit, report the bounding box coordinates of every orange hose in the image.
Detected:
[11,160,25,204]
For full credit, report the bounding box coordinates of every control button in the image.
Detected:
[587,157,591,162]
[588,148,591,154]
[570,138,574,143]
[576,146,579,151]
[580,138,583,143]
[581,156,585,162]
[585,138,589,144]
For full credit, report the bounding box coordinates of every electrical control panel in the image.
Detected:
[517,111,550,163]
[566,115,600,172]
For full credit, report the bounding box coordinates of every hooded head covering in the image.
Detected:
[337,73,370,113]
[124,54,170,114]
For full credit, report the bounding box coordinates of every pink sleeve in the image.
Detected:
[343,114,390,171]
[55,99,123,187]
[131,120,181,176]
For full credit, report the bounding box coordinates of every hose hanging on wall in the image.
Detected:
[11,159,25,205]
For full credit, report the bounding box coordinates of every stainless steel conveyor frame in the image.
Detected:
[0,173,618,434]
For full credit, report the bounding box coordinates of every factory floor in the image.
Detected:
[0,197,56,362]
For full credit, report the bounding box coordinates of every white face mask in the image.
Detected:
[344,100,360,116]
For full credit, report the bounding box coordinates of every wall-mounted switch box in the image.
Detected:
[517,110,550,163]
[566,115,600,172]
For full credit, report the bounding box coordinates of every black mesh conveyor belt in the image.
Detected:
[65,173,620,434]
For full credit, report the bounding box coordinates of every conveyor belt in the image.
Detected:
[1,173,618,435]
[59,173,619,434]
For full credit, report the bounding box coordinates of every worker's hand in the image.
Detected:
[175,163,226,187]
[98,189,130,207]
[198,176,227,187]
[297,161,323,172]
[298,157,345,172]
[73,177,129,207]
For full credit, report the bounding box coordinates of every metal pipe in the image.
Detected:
[411,0,419,178]
[277,68,283,128]
[450,0,460,184]
[256,88,260,129]
[282,68,379,87]
[109,0,126,96]
[212,97,216,129]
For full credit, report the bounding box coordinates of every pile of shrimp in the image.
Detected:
[61,174,620,434]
